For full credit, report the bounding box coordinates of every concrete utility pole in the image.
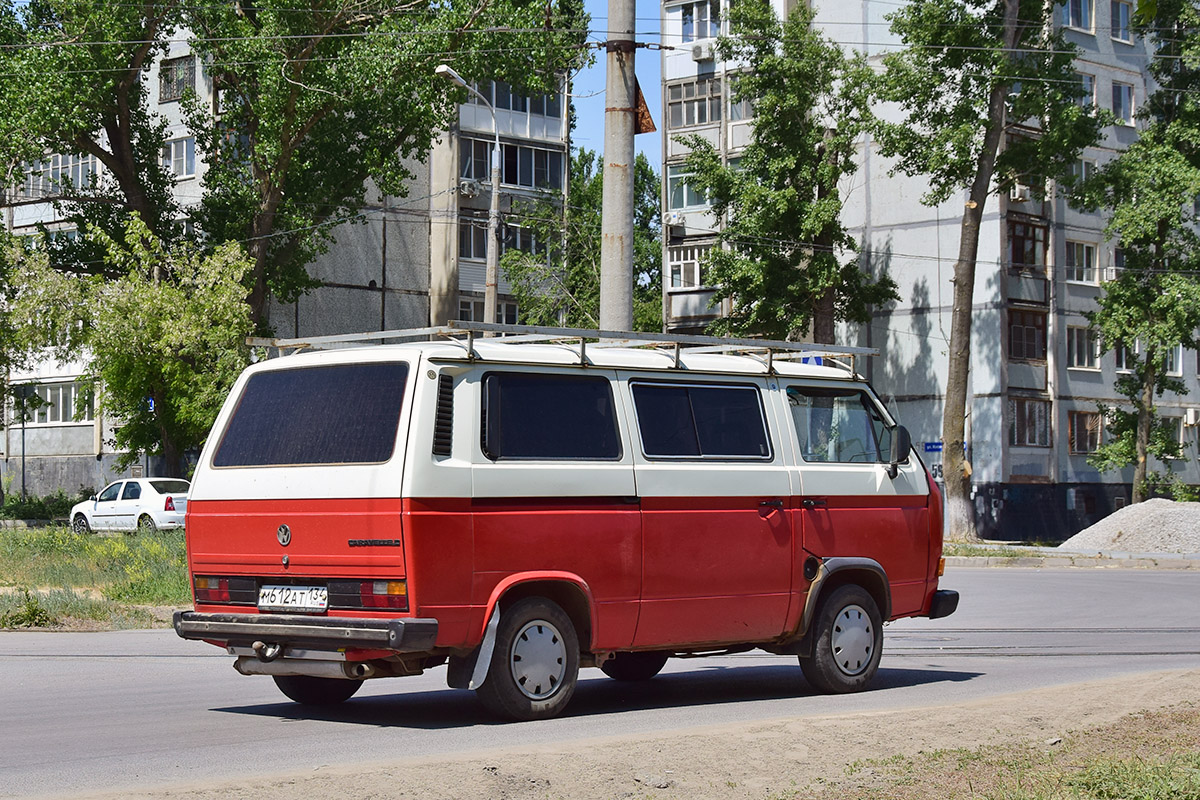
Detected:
[599,0,636,332]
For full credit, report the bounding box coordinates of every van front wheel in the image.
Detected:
[272,675,363,705]
[799,584,883,694]
[476,597,579,721]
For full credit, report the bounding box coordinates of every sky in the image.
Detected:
[570,0,665,172]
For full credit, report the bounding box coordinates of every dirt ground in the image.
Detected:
[82,668,1200,800]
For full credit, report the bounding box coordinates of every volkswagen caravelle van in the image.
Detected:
[175,323,958,720]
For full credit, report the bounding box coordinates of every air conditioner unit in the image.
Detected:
[1009,181,1031,203]
[1185,408,1200,427]
[691,40,715,62]
[1103,265,1121,282]
[665,211,686,228]
[458,178,480,199]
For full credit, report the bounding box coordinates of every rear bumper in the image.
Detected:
[173,610,439,652]
[927,589,960,619]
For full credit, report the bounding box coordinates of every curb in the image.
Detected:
[946,554,1200,569]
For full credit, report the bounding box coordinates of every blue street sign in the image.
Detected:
[924,442,943,453]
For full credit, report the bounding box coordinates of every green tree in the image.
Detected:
[186,0,589,324]
[874,0,1103,540]
[1076,0,1200,502]
[501,149,662,332]
[676,0,895,343]
[0,0,182,270]
[10,220,255,476]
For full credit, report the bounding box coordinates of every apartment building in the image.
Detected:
[659,0,1200,540]
[2,40,567,495]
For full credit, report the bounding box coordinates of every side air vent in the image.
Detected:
[432,374,453,457]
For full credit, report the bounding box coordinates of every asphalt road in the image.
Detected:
[2,567,1199,798]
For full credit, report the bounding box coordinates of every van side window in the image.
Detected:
[214,363,409,467]
[632,382,771,459]
[482,372,621,460]
[787,386,893,463]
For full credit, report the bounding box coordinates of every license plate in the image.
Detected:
[258,585,328,612]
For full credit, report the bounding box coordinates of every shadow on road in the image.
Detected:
[211,663,980,729]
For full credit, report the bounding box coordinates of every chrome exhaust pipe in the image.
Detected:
[234,656,376,680]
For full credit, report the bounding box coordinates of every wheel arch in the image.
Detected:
[816,557,891,623]
[482,572,595,651]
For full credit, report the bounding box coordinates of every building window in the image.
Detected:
[1164,416,1184,456]
[668,242,712,289]
[468,81,562,118]
[159,56,196,103]
[1105,247,1125,281]
[1163,343,1183,376]
[667,165,709,210]
[1009,221,1047,270]
[1114,340,1135,372]
[1009,397,1051,447]
[1063,0,1092,30]
[1112,82,1134,124]
[1111,0,1132,41]
[17,154,98,200]
[161,137,196,179]
[728,75,754,122]
[458,216,488,260]
[502,223,547,257]
[460,139,491,181]
[681,0,720,43]
[10,382,95,426]
[1076,73,1095,107]
[667,77,723,129]
[1065,241,1097,283]
[1067,326,1100,369]
[458,299,518,324]
[1009,309,1047,361]
[1069,411,1102,453]
[502,143,564,191]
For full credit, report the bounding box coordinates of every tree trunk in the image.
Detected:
[1133,355,1156,503]
[942,0,1020,543]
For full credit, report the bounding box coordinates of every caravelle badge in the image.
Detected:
[276,524,292,547]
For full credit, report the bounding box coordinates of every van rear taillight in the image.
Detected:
[165,496,176,512]
[194,575,256,605]
[328,579,408,611]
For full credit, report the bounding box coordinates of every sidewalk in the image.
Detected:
[946,542,1200,569]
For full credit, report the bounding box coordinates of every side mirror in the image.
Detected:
[90,495,98,502]
[886,425,912,479]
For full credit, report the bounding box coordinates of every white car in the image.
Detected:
[70,478,190,534]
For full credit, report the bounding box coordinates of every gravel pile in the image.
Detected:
[1058,498,1200,554]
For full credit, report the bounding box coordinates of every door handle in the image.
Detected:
[802,498,828,509]
[758,499,784,508]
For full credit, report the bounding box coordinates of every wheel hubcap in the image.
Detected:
[830,603,874,676]
[510,619,567,700]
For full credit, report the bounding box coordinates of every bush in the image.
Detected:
[0,488,91,521]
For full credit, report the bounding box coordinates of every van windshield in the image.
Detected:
[213,362,409,467]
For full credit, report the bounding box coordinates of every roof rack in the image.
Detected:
[248,321,878,374]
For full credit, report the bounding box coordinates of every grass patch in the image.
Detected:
[0,526,188,629]
[794,705,1200,799]
[944,543,1043,558]
[0,586,160,629]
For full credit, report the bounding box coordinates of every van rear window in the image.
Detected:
[213,363,409,467]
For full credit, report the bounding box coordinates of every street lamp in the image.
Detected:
[436,64,501,332]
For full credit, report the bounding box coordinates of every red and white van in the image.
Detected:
[175,323,958,720]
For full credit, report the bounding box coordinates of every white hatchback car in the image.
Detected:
[70,478,190,534]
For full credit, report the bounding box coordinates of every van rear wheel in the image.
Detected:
[601,651,669,682]
[799,584,883,694]
[273,675,363,705]
[476,597,579,721]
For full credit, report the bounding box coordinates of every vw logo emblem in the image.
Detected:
[276,524,292,547]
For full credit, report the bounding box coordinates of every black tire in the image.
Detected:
[72,514,91,535]
[476,597,580,721]
[272,675,363,706]
[799,584,883,694]
[137,515,157,534]
[600,651,669,682]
